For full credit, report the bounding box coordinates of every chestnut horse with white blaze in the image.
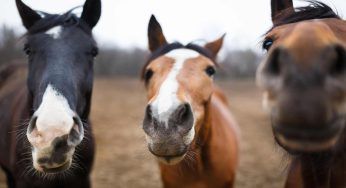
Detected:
[0,0,101,187]
[257,0,346,187]
[141,15,239,188]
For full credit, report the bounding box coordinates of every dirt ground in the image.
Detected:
[0,78,288,188]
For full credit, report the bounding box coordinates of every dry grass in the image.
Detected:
[0,78,287,188]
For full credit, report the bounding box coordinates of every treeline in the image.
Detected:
[95,47,148,77]
[219,49,262,79]
[0,25,25,64]
[0,25,261,79]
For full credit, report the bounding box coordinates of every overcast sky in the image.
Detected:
[0,0,345,52]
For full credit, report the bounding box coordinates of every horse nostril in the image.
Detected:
[145,105,153,121]
[67,116,84,146]
[172,103,193,129]
[27,116,37,134]
[143,105,156,134]
[176,104,190,123]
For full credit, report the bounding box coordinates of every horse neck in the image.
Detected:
[295,135,346,188]
[297,154,333,188]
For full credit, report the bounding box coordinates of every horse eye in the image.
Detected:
[144,69,154,83]
[90,47,98,57]
[263,38,274,51]
[23,44,31,55]
[205,66,216,77]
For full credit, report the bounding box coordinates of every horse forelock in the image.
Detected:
[269,1,340,33]
[25,9,92,37]
[141,42,217,80]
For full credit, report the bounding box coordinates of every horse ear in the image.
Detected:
[81,0,101,29]
[16,0,41,30]
[204,34,225,59]
[148,15,168,52]
[271,0,294,23]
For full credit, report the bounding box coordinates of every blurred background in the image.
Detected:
[0,0,346,77]
[0,0,345,187]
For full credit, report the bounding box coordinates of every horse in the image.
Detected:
[256,0,346,187]
[140,15,239,188]
[0,0,101,187]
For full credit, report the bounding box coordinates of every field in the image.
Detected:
[0,78,288,188]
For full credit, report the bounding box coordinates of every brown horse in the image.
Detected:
[141,15,239,188]
[0,0,100,187]
[257,0,346,187]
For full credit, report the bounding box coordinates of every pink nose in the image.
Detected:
[27,116,84,149]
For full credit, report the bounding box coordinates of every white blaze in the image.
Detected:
[151,49,198,125]
[45,26,62,39]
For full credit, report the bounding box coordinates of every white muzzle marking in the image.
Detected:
[28,84,75,149]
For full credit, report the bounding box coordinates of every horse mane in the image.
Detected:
[272,1,340,28]
[141,42,218,79]
[26,7,91,36]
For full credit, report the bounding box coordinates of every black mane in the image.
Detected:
[273,1,340,28]
[27,8,91,35]
[142,42,216,79]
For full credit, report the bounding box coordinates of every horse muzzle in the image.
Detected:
[272,116,345,153]
[27,115,84,173]
[147,140,188,165]
[143,103,195,165]
[32,145,74,173]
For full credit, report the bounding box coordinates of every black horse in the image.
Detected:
[0,0,101,187]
